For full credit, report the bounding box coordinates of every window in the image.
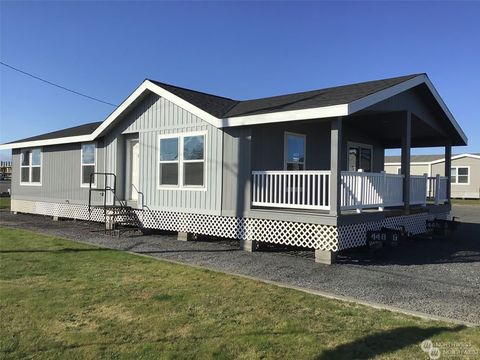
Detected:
[159,137,179,185]
[451,167,469,184]
[158,132,206,188]
[20,148,42,185]
[348,142,372,172]
[81,143,96,187]
[183,135,204,186]
[284,133,306,170]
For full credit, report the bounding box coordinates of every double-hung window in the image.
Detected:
[451,167,469,184]
[158,133,205,188]
[81,143,96,187]
[284,132,306,170]
[20,148,42,185]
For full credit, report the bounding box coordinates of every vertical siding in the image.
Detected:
[103,93,223,215]
[11,142,105,205]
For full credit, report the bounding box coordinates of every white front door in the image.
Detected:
[129,140,140,201]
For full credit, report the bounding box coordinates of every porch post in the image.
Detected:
[445,141,452,203]
[401,111,411,213]
[330,116,343,216]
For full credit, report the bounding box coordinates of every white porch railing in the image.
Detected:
[252,170,444,212]
[427,175,448,204]
[251,171,330,210]
[410,175,428,205]
[340,171,404,211]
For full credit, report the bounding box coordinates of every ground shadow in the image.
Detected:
[316,325,464,360]
[336,221,480,266]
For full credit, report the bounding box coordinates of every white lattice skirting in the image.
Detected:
[10,200,448,252]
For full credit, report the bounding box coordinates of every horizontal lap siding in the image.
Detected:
[104,93,223,215]
[11,143,105,204]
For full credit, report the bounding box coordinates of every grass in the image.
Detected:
[1,228,479,359]
[451,198,480,205]
[0,197,10,209]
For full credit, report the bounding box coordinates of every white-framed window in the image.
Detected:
[20,148,42,185]
[348,142,373,172]
[284,132,306,170]
[158,131,206,189]
[451,166,469,185]
[81,143,96,187]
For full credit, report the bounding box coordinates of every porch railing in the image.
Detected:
[427,175,448,204]
[252,171,330,210]
[340,171,404,211]
[410,175,428,205]
[252,170,445,212]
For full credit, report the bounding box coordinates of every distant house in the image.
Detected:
[0,160,12,179]
[0,74,468,263]
[385,154,480,199]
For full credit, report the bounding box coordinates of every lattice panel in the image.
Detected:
[338,212,450,250]
[11,200,449,253]
[141,210,339,251]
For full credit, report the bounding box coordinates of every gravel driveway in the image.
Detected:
[1,205,479,325]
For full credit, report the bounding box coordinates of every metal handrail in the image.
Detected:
[131,183,145,210]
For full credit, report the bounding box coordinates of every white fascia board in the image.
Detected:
[347,75,425,114]
[348,74,468,145]
[0,134,92,150]
[92,80,222,138]
[2,80,223,150]
[429,153,480,165]
[221,104,349,127]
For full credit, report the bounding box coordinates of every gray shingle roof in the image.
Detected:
[385,153,480,163]
[150,74,421,118]
[6,121,102,144]
[5,74,423,145]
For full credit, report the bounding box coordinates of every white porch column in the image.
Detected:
[401,111,412,213]
[330,117,343,216]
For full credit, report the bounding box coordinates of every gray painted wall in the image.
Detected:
[11,142,105,205]
[103,93,224,215]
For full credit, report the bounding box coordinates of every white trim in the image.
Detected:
[80,143,97,188]
[19,148,42,186]
[157,130,207,191]
[222,104,349,127]
[1,74,468,150]
[450,166,470,186]
[385,153,480,166]
[347,141,373,172]
[283,131,306,170]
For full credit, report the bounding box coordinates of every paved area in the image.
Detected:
[1,205,479,325]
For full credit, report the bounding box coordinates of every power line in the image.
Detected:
[0,61,118,107]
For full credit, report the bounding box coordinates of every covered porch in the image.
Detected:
[248,79,464,217]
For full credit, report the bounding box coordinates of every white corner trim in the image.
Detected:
[221,104,349,127]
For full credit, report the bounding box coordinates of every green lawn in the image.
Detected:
[0,197,10,209]
[451,198,480,205]
[0,227,478,359]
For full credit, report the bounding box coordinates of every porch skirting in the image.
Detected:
[10,199,449,252]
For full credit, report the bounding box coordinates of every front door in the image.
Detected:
[348,143,372,172]
[127,139,140,201]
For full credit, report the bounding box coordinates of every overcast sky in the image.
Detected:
[1,1,479,160]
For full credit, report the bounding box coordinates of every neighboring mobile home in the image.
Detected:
[0,74,467,263]
[385,153,480,199]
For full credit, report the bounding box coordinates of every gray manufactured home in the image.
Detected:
[1,74,467,263]
[385,153,480,199]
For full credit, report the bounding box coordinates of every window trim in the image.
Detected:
[19,148,42,186]
[284,132,306,170]
[157,131,207,191]
[347,141,374,172]
[80,143,97,188]
[451,166,470,185]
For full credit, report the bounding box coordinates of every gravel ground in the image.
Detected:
[1,206,479,325]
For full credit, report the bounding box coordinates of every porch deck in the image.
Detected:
[251,170,448,214]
